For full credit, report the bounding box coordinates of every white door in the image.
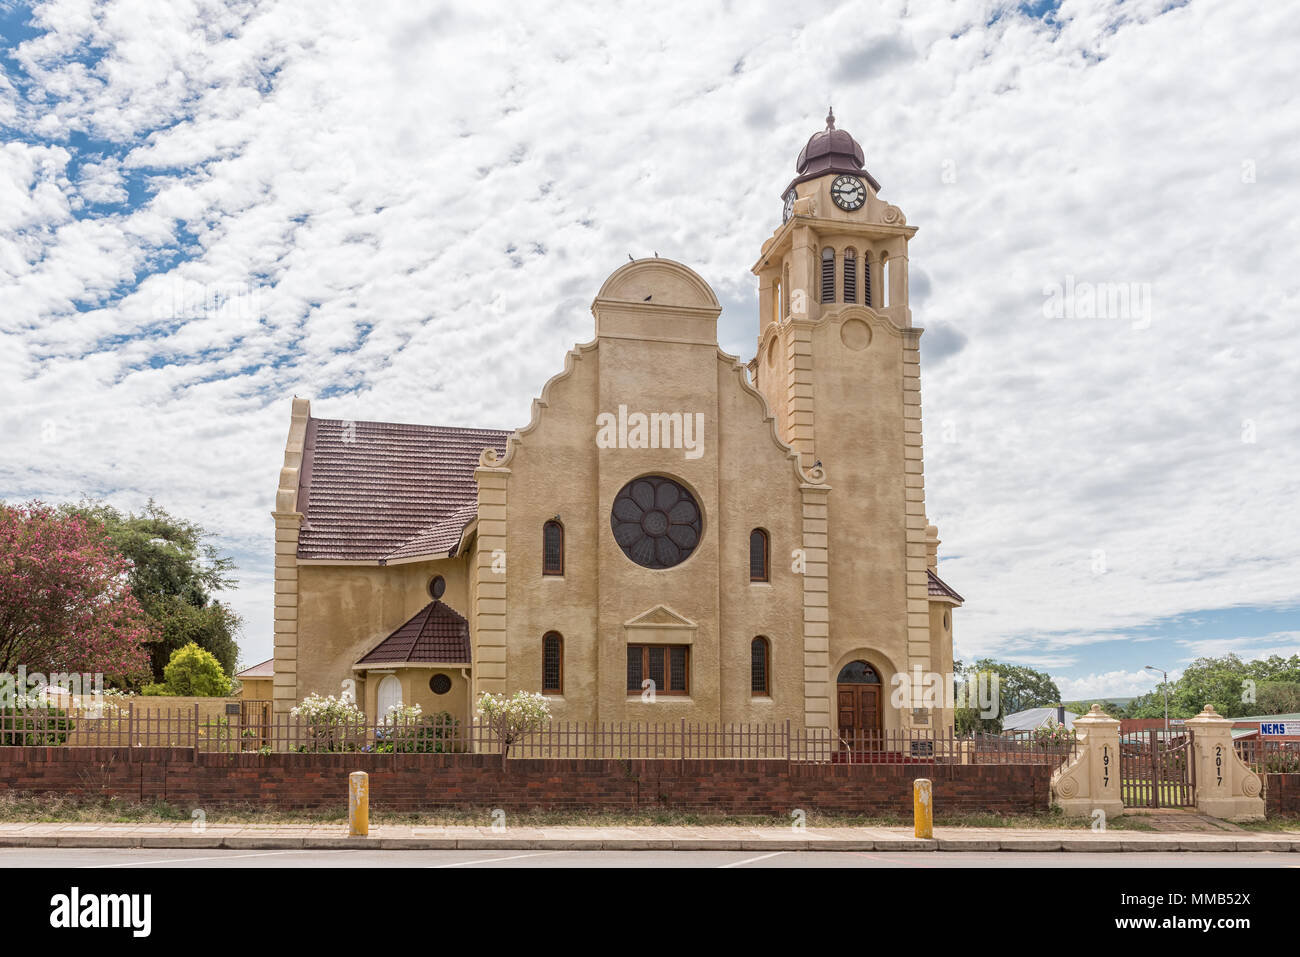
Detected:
[376,675,403,718]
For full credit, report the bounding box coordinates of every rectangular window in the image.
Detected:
[626,644,689,695]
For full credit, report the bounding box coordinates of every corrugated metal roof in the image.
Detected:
[1003,707,1077,731]
[296,417,509,562]
[355,601,471,665]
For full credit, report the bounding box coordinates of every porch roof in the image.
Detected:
[355,601,472,666]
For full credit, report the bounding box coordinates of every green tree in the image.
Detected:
[159,642,232,696]
[1249,655,1300,684]
[1171,655,1255,718]
[60,500,242,683]
[1124,687,1194,720]
[952,659,1062,733]
[1254,681,1300,715]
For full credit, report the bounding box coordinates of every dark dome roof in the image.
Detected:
[796,109,865,175]
[785,109,880,194]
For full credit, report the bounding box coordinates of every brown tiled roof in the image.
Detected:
[927,569,965,604]
[296,418,510,561]
[236,658,274,678]
[356,601,471,665]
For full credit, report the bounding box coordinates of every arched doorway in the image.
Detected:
[836,660,883,749]
[376,675,403,719]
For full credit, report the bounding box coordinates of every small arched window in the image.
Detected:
[863,252,873,307]
[542,632,563,694]
[881,255,890,308]
[820,247,835,303]
[751,637,770,696]
[749,528,769,582]
[542,520,564,576]
[843,248,857,304]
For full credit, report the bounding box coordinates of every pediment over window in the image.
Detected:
[623,604,698,644]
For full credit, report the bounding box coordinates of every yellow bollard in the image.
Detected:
[348,771,369,837]
[913,778,933,839]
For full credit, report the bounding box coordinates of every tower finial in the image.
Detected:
[826,105,835,130]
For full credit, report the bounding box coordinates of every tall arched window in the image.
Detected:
[863,252,873,307]
[749,528,769,582]
[820,247,835,303]
[542,520,564,576]
[751,637,770,696]
[542,631,563,694]
[882,255,890,308]
[843,248,857,304]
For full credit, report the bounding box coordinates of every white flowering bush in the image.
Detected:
[291,692,367,752]
[372,702,459,753]
[477,691,551,756]
[378,702,423,727]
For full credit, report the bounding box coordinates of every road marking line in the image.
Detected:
[86,850,300,868]
[430,851,559,868]
[719,851,786,868]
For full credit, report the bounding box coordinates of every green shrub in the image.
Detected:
[159,642,232,697]
[141,682,167,696]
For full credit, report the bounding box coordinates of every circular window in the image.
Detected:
[429,674,452,695]
[428,575,446,600]
[610,476,702,569]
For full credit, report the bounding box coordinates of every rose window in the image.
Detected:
[610,476,702,569]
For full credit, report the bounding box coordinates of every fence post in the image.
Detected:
[126,701,134,761]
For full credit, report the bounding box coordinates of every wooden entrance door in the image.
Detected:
[836,660,883,750]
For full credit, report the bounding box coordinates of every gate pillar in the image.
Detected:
[1050,704,1123,820]
[1186,704,1265,822]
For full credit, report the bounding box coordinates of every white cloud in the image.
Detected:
[2,0,1298,672]
[1056,668,1178,701]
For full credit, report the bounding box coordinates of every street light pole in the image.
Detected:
[1144,665,1168,733]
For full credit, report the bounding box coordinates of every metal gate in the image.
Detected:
[1120,729,1195,807]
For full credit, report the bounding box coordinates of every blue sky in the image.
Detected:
[1,0,1297,700]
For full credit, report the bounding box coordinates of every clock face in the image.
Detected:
[830,174,867,211]
[782,189,796,223]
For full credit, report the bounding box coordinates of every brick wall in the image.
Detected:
[1266,774,1300,816]
[0,748,1053,814]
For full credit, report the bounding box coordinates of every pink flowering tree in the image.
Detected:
[0,502,153,682]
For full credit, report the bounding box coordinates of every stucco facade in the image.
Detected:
[269,114,962,740]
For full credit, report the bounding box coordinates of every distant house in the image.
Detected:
[1002,707,1077,732]
[235,659,274,702]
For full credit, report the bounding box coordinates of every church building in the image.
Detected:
[268,112,963,740]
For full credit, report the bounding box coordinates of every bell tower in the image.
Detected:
[749,111,951,733]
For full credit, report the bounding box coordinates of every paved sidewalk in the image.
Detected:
[0,822,1296,852]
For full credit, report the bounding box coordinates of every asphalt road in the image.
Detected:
[2,847,1297,868]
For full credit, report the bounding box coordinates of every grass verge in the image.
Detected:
[0,794,1169,830]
